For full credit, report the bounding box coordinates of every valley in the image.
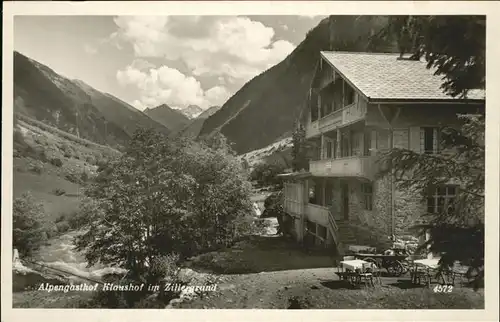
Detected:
[9,13,486,312]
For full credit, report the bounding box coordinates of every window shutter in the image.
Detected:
[410,127,421,153]
[393,129,409,149]
[371,130,378,155]
[433,128,439,153]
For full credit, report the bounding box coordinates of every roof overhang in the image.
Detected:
[319,51,486,105]
[368,98,485,105]
[319,52,370,102]
[277,171,312,180]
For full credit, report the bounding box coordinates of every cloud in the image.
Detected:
[117,63,231,111]
[83,44,97,55]
[299,15,322,19]
[112,16,295,85]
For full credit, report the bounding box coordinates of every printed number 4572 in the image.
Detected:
[433,285,453,293]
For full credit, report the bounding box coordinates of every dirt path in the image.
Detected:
[175,222,484,309]
[175,267,342,309]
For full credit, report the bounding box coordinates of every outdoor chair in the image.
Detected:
[336,256,356,283]
[411,264,443,287]
[448,262,471,286]
[356,262,381,287]
[406,255,427,285]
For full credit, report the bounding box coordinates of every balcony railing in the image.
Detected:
[309,156,378,180]
[305,120,320,139]
[306,102,367,138]
[319,109,342,132]
[305,203,342,253]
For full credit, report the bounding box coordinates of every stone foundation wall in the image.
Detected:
[344,177,393,250]
[342,175,425,251]
[393,183,427,236]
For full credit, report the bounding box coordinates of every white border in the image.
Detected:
[2,1,499,321]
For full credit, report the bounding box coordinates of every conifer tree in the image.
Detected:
[377,15,485,287]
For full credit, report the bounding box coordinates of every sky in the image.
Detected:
[14,15,325,111]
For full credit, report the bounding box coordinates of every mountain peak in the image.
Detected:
[156,103,172,109]
[144,104,190,132]
[182,105,204,119]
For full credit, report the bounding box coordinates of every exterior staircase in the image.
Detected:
[334,219,358,250]
[325,213,357,256]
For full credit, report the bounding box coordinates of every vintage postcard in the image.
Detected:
[2,1,499,321]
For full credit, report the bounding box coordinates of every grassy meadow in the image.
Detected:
[13,114,120,229]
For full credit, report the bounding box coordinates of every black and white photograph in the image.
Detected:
[2,1,498,320]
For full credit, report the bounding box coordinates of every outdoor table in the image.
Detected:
[340,259,373,285]
[353,253,410,277]
[412,258,448,287]
[413,258,439,268]
[340,259,368,271]
[338,259,369,285]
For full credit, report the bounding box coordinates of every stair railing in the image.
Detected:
[327,209,343,255]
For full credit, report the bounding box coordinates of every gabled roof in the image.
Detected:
[320,51,485,102]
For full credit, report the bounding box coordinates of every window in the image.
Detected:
[362,183,373,211]
[427,185,457,214]
[310,93,318,122]
[306,220,316,233]
[326,140,333,158]
[309,185,316,204]
[317,225,327,240]
[351,132,361,156]
[420,127,440,154]
[341,134,350,157]
[344,82,355,106]
[321,97,329,117]
[363,131,371,156]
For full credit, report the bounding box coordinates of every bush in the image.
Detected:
[45,226,59,240]
[30,164,43,175]
[249,162,286,187]
[83,254,183,308]
[55,221,70,234]
[50,157,63,167]
[53,188,66,196]
[67,198,103,230]
[96,158,109,170]
[33,147,48,162]
[13,193,47,257]
[85,155,96,165]
[261,190,284,219]
[55,213,67,223]
[13,130,28,151]
[80,171,89,183]
[65,173,81,184]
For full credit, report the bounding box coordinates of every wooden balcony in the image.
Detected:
[305,203,342,250]
[342,101,367,126]
[305,120,321,139]
[309,156,378,180]
[318,109,342,133]
[305,203,330,228]
[306,101,368,138]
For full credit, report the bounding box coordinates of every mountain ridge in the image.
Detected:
[144,104,191,132]
[176,105,221,139]
[13,51,170,149]
[198,16,396,154]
